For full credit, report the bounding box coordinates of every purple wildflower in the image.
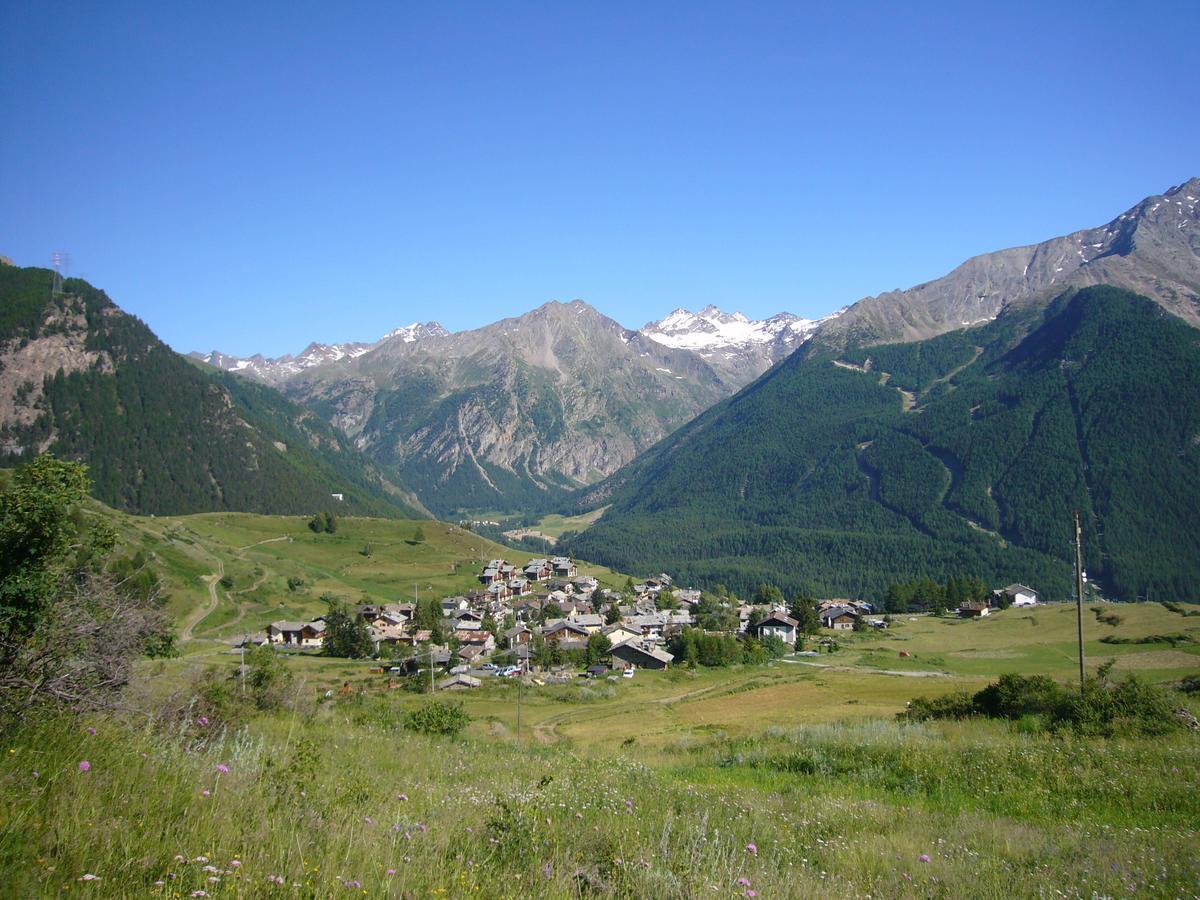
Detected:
[397,793,408,801]
[745,842,758,855]
[78,760,90,772]
[737,877,751,887]
[919,854,931,863]
[79,874,100,881]
[215,764,230,775]
[196,716,210,727]
[386,869,396,876]
[86,726,97,735]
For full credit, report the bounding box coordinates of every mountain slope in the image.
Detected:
[281,300,740,516]
[815,177,1200,348]
[567,286,1200,602]
[0,265,423,518]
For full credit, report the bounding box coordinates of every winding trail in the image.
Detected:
[181,558,224,643]
[179,535,289,641]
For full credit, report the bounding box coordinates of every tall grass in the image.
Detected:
[1,702,1197,898]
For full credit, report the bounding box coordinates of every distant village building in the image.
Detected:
[609,640,674,670]
[749,612,799,644]
[995,583,1040,607]
[821,607,857,631]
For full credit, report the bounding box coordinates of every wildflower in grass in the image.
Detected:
[207,876,220,883]
[397,793,408,801]
[86,726,97,735]
[364,816,374,825]
[745,891,757,898]
[417,822,427,832]
[79,874,100,881]
[919,854,931,863]
[737,877,751,887]
[197,716,209,727]
[78,760,90,772]
[386,869,396,876]
[745,842,758,855]
[215,764,230,774]
[153,880,165,887]
[195,856,209,863]
[230,860,241,868]
[542,862,553,879]
[191,892,207,898]
[201,790,211,797]
[32,771,38,779]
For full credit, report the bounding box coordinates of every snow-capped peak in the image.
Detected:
[383,321,449,343]
[640,306,823,352]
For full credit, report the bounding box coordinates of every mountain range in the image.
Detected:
[193,304,813,515]
[567,178,1200,601]
[4,176,1199,601]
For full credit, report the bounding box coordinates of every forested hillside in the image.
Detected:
[0,266,422,518]
[567,287,1200,602]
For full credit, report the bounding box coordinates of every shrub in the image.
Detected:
[905,673,1185,736]
[404,698,470,737]
[905,691,976,721]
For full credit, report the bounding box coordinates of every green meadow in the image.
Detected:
[2,509,1199,897]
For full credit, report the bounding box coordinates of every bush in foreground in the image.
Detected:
[404,698,470,736]
[904,671,1189,736]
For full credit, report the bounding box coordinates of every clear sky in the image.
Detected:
[2,1,1197,356]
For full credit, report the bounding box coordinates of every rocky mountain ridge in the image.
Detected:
[190,321,448,385]
[279,299,742,515]
[814,177,1200,347]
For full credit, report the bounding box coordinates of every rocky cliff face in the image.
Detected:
[282,300,738,515]
[815,177,1200,348]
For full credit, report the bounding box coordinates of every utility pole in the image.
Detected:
[1073,511,1086,694]
[240,636,247,697]
[516,675,522,743]
[430,647,436,694]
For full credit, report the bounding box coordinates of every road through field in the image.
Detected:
[781,658,947,677]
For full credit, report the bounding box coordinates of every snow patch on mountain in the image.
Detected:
[640,305,824,351]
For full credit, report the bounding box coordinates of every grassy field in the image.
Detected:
[531,507,609,538]
[6,507,1198,896]
[2,683,1197,897]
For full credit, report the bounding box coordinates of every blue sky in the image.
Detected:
[2,1,1197,356]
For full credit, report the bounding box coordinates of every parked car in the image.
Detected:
[500,665,523,677]
[622,668,635,679]
[480,662,499,671]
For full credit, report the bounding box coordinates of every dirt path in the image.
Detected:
[780,658,947,678]
[181,558,224,642]
[237,535,292,552]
